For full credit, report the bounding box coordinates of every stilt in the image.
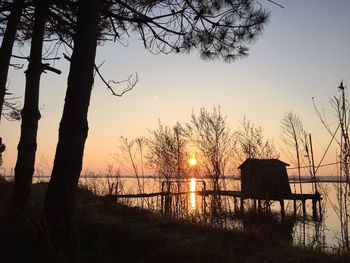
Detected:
[318,200,322,219]
[202,182,206,215]
[280,199,285,219]
[164,182,171,215]
[258,199,262,213]
[265,199,270,214]
[240,197,244,213]
[202,195,207,215]
[302,199,306,217]
[312,198,317,218]
[164,194,168,214]
[161,182,164,214]
[293,199,297,217]
[165,193,172,215]
[234,197,238,212]
[253,199,257,212]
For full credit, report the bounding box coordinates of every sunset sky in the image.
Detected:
[1,0,349,176]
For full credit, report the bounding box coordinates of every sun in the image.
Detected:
[189,154,197,166]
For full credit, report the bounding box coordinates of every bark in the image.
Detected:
[44,0,100,238]
[12,0,50,217]
[0,0,25,123]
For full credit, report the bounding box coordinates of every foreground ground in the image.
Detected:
[0,177,349,263]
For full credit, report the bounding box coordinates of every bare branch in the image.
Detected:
[95,62,138,97]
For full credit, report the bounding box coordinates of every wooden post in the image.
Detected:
[309,134,318,194]
[240,197,244,213]
[302,199,306,217]
[168,193,172,215]
[293,199,297,217]
[253,199,257,212]
[318,200,322,219]
[265,199,270,214]
[161,182,164,214]
[234,197,238,212]
[202,181,206,215]
[258,199,262,213]
[164,182,171,215]
[164,195,168,215]
[280,199,285,219]
[312,198,317,218]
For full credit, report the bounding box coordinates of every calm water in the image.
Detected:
[29,175,348,252]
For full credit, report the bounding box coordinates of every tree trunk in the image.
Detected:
[44,0,100,239]
[12,0,50,217]
[0,0,25,123]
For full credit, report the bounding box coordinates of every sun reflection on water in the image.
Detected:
[190,178,196,210]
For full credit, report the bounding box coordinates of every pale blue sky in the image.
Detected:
[1,0,349,175]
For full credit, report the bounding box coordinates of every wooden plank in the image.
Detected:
[115,192,163,198]
[198,190,322,201]
[114,190,322,202]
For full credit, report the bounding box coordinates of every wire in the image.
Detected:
[315,123,341,174]
[287,162,340,170]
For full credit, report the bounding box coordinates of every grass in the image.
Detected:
[0,177,349,263]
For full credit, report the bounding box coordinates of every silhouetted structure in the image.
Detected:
[239,158,291,199]
[0,137,5,166]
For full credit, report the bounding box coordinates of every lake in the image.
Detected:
[72,175,349,252]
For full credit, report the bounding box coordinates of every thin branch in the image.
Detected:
[266,0,285,8]
[95,62,137,97]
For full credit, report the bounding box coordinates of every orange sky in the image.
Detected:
[0,1,349,177]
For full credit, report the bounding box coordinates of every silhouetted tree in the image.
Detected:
[189,107,234,190]
[147,121,189,215]
[147,121,189,186]
[44,0,101,251]
[0,0,25,124]
[313,82,350,251]
[120,136,144,194]
[105,163,123,196]
[106,0,269,60]
[234,117,278,162]
[135,137,145,192]
[44,0,270,246]
[11,0,52,218]
[281,111,305,194]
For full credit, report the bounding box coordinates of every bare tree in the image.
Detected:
[330,82,350,251]
[146,121,189,215]
[105,163,123,196]
[281,111,305,194]
[188,107,234,190]
[235,117,279,162]
[120,136,144,194]
[147,121,189,186]
[313,81,350,251]
[135,137,145,192]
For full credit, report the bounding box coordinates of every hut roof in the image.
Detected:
[238,158,289,169]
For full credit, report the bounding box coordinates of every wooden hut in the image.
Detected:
[238,158,291,199]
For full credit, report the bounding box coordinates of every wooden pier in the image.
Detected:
[114,158,324,218]
[114,189,322,218]
[196,190,322,218]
